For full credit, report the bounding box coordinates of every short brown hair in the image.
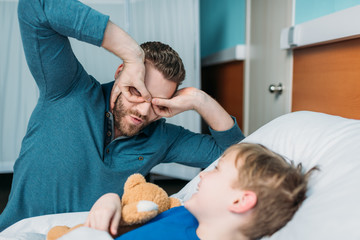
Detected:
[140,41,185,87]
[224,143,318,240]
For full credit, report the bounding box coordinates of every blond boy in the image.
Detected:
[86,143,317,239]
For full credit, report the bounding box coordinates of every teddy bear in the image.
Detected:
[47,173,181,240]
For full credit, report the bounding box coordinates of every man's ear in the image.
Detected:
[114,64,124,79]
[228,191,257,214]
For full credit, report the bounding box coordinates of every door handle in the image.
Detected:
[269,83,283,94]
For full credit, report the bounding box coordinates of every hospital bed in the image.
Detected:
[1,110,360,239]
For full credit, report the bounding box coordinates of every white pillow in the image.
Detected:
[173,111,360,239]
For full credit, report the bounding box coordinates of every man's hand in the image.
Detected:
[101,21,151,111]
[151,87,198,118]
[153,87,234,132]
[84,193,122,237]
[110,60,151,111]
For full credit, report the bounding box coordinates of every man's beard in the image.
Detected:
[113,95,148,137]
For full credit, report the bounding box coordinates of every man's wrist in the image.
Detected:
[102,21,143,63]
[123,46,145,64]
[193,89,210,112]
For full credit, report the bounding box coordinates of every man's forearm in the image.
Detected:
[194,90,235,131]
[102,21,144,65]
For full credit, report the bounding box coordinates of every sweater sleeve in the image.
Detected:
[17,0,109,100]
[163,116,245,168]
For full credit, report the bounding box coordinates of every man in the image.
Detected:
[0,0,244,230]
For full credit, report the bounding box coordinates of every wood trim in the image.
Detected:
[292,38,360,119]
[292,34,360,50]
[201,61,244,131]
[201,45,246,67]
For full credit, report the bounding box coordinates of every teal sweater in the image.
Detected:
[0,0,244,231]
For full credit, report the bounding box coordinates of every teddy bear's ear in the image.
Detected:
[124,173,146,190]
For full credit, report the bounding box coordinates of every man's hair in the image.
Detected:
[224,143,318,240]
[140,41,185,87]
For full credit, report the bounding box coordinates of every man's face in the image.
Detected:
[185,151,241,220]
[113,62,177,137]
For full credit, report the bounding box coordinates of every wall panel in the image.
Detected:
[292,38,360,119]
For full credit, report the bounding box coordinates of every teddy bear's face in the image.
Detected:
[122,174,171,213]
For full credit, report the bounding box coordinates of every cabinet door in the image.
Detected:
[245,0,293,135]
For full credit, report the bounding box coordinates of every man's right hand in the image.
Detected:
[101,21,151,111]
[110,60,151,111]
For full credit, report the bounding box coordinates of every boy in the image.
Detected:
[85,143,318,239]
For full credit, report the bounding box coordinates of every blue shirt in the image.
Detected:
[117,206,200,240]
[0,0,244,231]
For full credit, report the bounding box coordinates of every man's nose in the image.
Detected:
[136,102,153,117]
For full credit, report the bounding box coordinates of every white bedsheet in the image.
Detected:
[0,212,88,240]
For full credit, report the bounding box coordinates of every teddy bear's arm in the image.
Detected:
[169,197,182,208]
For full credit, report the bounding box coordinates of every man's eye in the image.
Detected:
[158,106,167,111]
[130,87,141,96]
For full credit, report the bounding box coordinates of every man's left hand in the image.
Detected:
[151,87,199,118]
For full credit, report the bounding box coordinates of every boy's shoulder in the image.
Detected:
[117,206,199,240]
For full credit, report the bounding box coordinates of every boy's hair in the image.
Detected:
[140,41,185,87]
[225,143,318,240]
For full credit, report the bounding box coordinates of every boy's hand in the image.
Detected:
[151,87,199,118]
[84,193,122,237]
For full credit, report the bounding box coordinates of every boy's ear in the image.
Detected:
[114,64,124,79]
[228,190,257,214]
